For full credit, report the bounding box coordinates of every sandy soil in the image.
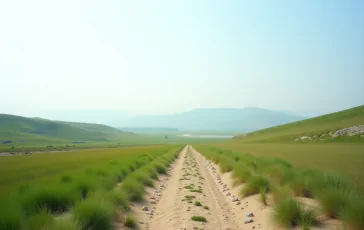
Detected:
[123,145,343,230]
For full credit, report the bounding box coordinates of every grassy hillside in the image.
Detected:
[208,105,364,192]
[234,105,364,142]
[0,114,135,146]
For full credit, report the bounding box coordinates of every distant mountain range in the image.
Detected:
[1,108,306,145]
[120,107,305,131]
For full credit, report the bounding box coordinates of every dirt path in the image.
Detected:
[134,145,240,230]
[129,145,343,230]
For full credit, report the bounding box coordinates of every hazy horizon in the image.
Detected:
[1,1,363,119]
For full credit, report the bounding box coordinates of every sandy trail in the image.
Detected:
[136,145,240,230]
[129,145,342,230]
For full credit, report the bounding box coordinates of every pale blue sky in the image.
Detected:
[1,0,363,117]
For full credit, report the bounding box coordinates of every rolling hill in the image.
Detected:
[0,114,135,145]
[233,105,364,142]
[121,107,305,131]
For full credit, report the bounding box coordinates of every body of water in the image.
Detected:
[180,134,234,139]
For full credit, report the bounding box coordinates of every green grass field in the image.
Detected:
[195,145,364,230]
[208,142,364,192]
[217,105,364,191]
[0,144,183,229]
[0,145,170,196]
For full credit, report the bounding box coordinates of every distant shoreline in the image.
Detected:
[180,134,233,139]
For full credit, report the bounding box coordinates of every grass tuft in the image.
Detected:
[273,199,301,227]
[340,196,364,230]
[121,179,145,202]
[0,201,23,230]
[74,176,95,199]
[195,201,202,206]
[74,199,115,230]
[25,208,53,230]
[191,216,207,222]
[184,195,195,199]
[47,218,83,230]
[259,188,268,205]
[315,190,347,218]
[21,187,76,214]
[241,175,269,197]
[60,175,73,183]
[124,215,137,228]
[298,208,317,230]
[154,163,167,174]
[106,189,129,211]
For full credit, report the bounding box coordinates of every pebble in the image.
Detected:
[142,206,149,211]
[226,192,231,196]
[244,217,253,224]
[246,212,254,217]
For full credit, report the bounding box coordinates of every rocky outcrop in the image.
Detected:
[294,125,364,141]
[294,136,311,141]
[332,125,364,138]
